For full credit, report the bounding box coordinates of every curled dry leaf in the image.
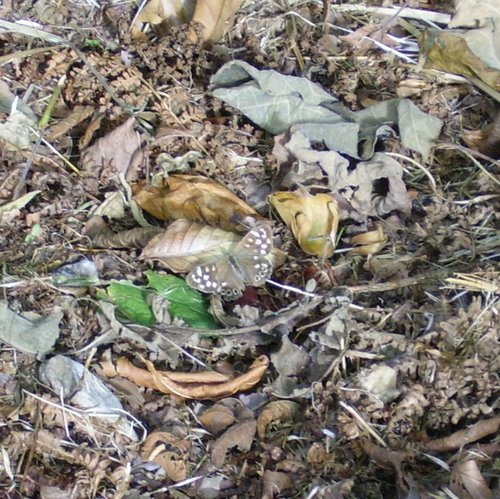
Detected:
[84,216,163,249]
[141,431,191,482]
[100,355,269,400]
[133,174,262,233]
[261,470,292,499]
[349,225,387,256]
[199,402,237,434]
[210,420,257,467]
[269,190,339,258]
[257,400,300,439]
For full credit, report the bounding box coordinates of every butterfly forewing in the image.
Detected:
[186,225,274,299]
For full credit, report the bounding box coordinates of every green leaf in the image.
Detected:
[145,271,219,329]
[107,281,155,327]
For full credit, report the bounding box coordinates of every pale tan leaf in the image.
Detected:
[210,420,257,467]
[81,117,143,186]
[140,219,241,272]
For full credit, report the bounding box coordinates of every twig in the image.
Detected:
[423,416,500,453]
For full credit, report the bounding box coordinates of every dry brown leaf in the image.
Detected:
[199,403,236,434]
[141,431,191,482]
[257,400,300,439]
[84,216,163,249]
[133,174,262,233]
[261,470,292,499]
[81,117,143,187]
[210,420,257,467]
[349,225,387,256]
[189,0,244,43]
[45,105,94,141]
[269,190,339,258]
[101,355,269,400]
[450,459,495,499]
[140,219,241,272]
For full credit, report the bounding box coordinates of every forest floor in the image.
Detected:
[0,0,498,498]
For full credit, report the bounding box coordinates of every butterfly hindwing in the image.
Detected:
[186,224,274,299]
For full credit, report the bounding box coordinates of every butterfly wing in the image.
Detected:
[232,225,274,286]
[186,259,246,299]
[186,225,274,299]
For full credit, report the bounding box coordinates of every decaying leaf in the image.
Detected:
[210,419,257,467]
[141,431,191,482]
[269,190,339,258]
[199,402,237,434]
[39,355,137,440]
[273,131,411,223]
[257,401,300,439]
[100,355,269,400]
[0,302,62,358]
[81,117,143,189]
[261,470,292,499]
[349,225,387,256]
[133,174,262,233]
[419,26,500,92]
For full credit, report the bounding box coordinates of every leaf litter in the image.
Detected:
[0,0,499,497]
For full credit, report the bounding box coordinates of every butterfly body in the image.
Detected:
[186,225,273,299]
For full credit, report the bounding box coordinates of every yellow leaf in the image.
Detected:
[269,190,339,258]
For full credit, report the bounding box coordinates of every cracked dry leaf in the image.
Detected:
[257,401,300,439]
[269,190,339,258]
[141,431,191,482]
[100,355,269,400]
[133,174,262,233]
[210,420,257,467]
[349,225,387,256]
